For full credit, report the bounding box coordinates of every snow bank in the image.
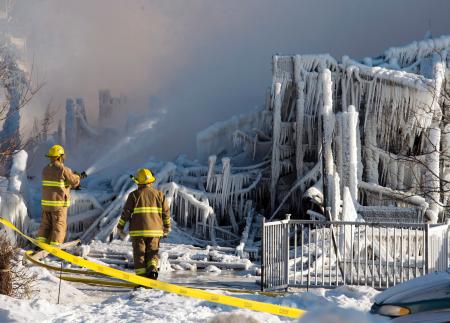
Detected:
[0,296,54,323]
[0,284,384,323]
[0,252,384,323]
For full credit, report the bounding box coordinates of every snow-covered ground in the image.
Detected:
[0,250,387,323]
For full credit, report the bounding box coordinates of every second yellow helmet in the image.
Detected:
[47,144,65,158]
[134,168,155,185]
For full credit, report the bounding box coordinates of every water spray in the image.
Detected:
[85,120,156,176]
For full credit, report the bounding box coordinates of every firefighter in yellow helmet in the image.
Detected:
[116,168,171,279]
[36,145,87,246]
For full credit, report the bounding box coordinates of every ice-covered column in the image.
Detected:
[441,124,450,207]
[321,69,335,218]
[364,116,379,184]
[331,167,341,221]
[270,82,282,213]
[335,114,343,174]
[294,55,305,178]
[206,155,217,191]
[347,105,358,203]
[65,98,77,151]
[424,58,445,223]
[220,157,231,214]
[8,150,27,195]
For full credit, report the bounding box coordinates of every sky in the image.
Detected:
[9,0,450,159]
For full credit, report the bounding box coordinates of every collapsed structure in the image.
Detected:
[198,35,450,227]
[2,35,450,253]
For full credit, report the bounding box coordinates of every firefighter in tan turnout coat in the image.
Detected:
[36,145,86,245]
[116,168,171,279]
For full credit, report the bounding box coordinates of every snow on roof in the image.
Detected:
[384,34,450,68]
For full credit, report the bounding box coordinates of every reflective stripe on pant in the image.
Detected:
[36,209,68,245]
[131,236,160,276]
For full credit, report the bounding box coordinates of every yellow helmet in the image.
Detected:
[47,144,65,158]
[133,168,155,185]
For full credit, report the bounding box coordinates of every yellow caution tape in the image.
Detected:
[1,217,304,318]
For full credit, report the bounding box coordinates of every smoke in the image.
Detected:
[10,0,450,161]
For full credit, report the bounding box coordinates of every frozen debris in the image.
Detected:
[204,265,222,274]
[179,262,197,271]
[197,108,266,162]
[158,252,173,273]
[80,244,90,258]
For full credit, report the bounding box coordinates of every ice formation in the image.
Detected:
[0,150,34,243]
[2,35,450,253]
[192,35,450,230]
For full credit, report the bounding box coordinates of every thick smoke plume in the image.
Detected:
[10,0,450,160]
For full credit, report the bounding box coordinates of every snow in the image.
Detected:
[0,296,55,322]
[384,35,450,68]
[374,271,450,304]
[0,257,385,323]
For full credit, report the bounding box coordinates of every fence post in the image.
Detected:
[425,223,430,274]
[261,216,265,292]
[285,214,291,291]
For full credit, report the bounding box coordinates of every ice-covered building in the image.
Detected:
[50,35,450,249]
[197,35,450,225]
[4,35,450,251]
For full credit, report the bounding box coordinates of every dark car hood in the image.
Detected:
[375,272,450,304]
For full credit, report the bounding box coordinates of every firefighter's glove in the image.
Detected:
[163,229,171,239]
[74,171,88,179]
[117,227,127,240]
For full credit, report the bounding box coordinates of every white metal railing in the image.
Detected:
[261,217,449,291]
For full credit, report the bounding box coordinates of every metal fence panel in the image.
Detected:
[261,219,449,291]
[261,218,290,291]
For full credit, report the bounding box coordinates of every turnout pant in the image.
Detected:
[131,236,160,276]
[36,209,68,245]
